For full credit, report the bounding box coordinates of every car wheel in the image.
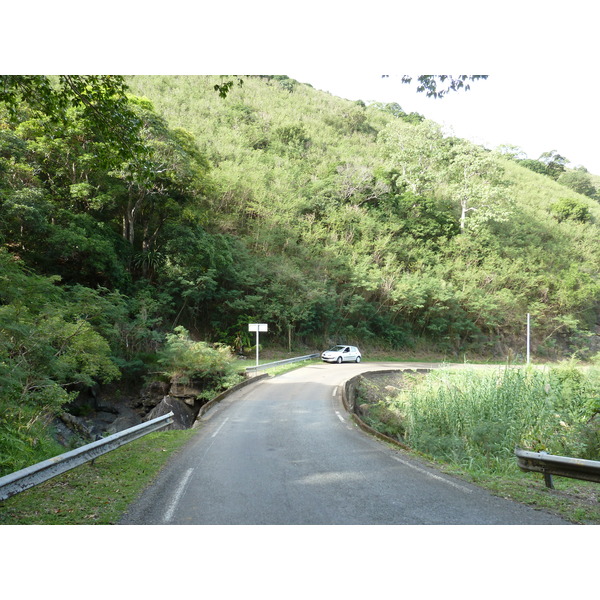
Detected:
[336,356,343,364]
[355,356,361,363]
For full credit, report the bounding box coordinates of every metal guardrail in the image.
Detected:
[0,411,174,501]
[245,353,320,373]
[515,447,600,489]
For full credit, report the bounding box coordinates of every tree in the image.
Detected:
[378,119,447,195]
[519,158,550,176]
[333,162,389,205]
[550,197,591,223]
[495,144,527,161]
[274,124,311,156]
[557,168,597,199]
[538,150,569,180]
[384,192,459,246]
[444,140,513,232]
[0,75,142,161]
[0,249,122,474]
[113,97,211,258]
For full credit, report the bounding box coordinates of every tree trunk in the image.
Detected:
[460,198,468,232]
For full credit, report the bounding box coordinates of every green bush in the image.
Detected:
[0,403,67,476]
[0,250,121,476]
[550,197,591,223]
[156,326,241,389]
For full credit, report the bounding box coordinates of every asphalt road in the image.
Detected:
[119,362,570,525]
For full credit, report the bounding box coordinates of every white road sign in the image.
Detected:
[248,323,268,367]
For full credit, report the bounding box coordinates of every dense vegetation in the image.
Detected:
[359,364,600,469]
[1,75,600,474]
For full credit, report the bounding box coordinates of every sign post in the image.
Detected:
[248,323,268,368]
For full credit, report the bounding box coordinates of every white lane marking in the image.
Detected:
[332,386,338,397]
[391,455,473,494]
[335,411,345,422]
[211,417,229,438]
[163,467,194,523]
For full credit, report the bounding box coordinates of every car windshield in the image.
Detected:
[329,346,347,351]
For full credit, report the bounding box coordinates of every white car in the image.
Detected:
[321,345,362,364]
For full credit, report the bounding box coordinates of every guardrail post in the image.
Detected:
[540,452,554,488]
[515,447,600,487]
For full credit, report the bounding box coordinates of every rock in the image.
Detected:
[358,403,371,417]
[134,381,170,411]
[169,379,203,399]
[53,416,87,447]
[59,412,94,439]
[106,414,143,435]
[145,395,196,430]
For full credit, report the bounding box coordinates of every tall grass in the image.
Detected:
[0,401,69,477]
[386,364,600,474]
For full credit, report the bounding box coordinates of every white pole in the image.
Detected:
[526,313,530,365]
[248,324,267,369]
[256,330,259,367]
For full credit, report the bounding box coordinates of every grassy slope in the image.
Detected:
[125,76,600,354]
[499,158,600,286]
[0,429,196,525]
[127,74,600,262]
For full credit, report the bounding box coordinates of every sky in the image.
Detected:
[286,72,600,174]
[6,2,599,174]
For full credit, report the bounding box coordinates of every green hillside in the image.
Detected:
[1,74,600,472]
[125,75,600,356]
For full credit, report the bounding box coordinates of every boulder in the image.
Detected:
[135,381,171,411]
[59,412,94,439]
[53,415,91,446]
[145,395,196,430]
[169,379,204,400]
[106,413,143,435]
